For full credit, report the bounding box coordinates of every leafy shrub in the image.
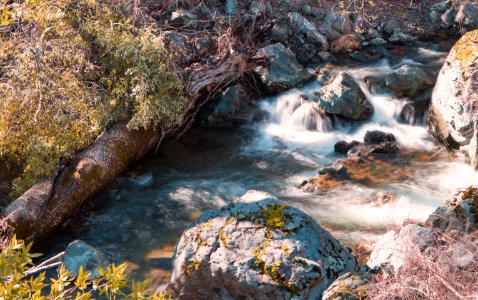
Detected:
[0,235,171,299]
[0,0,186,196]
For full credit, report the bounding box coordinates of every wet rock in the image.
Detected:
[319,11,353,41]
[62,240,109,278]
[368,142,400,154]
[389,32,413,44]
[364,130,396,144]
[318,164,350,181]
[318,51,334,63]
[426,186,478,234]
[169,190,358,299]
[456,3,478,33]
[322,272,371,300]
[317,72,374,121]
[202,84,257,128]
[428,30,478,167]
[367,224,439,272]
[385,65,434,98]
[170,10,198,29]
[253,43,311,94]
[370,38,387,46]
[399,89,432,125]
[330,34,360,53]
[383,19,400,36]
[288,12,329,51]
[334,140,361,154]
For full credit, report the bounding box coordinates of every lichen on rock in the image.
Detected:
[169,190,357,299]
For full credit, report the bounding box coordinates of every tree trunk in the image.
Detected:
[3,53,253,243]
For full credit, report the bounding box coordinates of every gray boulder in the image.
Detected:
[383,19,400,36]
[318,72,374,121]
[169,190,358,299]
[426,186,478,234]
[253,43,311,94]
[367,224,439,272]
[62,240,109,278]
[288,12,329,51]
[364,130,396,145]
[319,11,353,40]
[429,0,456,29]
[202,84,258,128]
[456,3,478,33]
[427,30,478,167]
[385,65,434,98]
[389,32,413,44]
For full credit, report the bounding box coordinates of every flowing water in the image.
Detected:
[39,42,478,283]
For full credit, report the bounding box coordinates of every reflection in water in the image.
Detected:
[38,44,478,284]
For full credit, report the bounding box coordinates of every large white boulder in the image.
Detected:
[169,190,357,299]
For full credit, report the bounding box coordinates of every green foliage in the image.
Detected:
[0,236,172,299]
[0,0,186,196]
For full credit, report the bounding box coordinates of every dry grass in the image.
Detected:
[369,231,478,300]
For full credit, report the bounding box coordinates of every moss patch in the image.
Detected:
[452,30,478,63]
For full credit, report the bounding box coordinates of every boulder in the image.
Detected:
[62,240,109,278]
[383,19,400,36]
[202,84,258,127]
[318,72,374,121]
[169,190,357,299]
[288,13,329,51]
[456,3,478,33]
[253,43,311,94]
[385,65,434,98]
[170,10,198,29]
[319,11,353,41]
[426,186,478,234]
[429,0,456,29]
[370,38,387,46]
[427,30,478,167]
[367,224,439,272]
[322,272,371,300]
[389,32,413,44]
[364,130,396,144]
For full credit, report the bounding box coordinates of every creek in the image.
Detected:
[38,40,478,284]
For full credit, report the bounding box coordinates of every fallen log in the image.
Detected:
[3,53,253,243]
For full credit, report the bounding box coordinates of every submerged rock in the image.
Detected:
[426,186,478,234]
[427,30,478,168]
[169,190,357,299]
[334,140,361,154]
[62,240,109,278]
[253,43,311,94]
[317,72,374,121]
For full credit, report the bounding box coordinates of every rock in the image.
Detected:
[330,34,360,53]
[399,89,432,125]
[368,142,400,154]
[426,186,478,234]
[169,190,358,299]
[367,224,438,272]
[370,38,387,46]
[249,0,266,14]
[194,38,212,54]
[202,84,257,128]
[170,10,198,29]
[334,140,361,154]
[225,0,237,14]
[383,20,400,36]
[318,164,350,181]
[318,72,374,121]
[429,1,455,28]
[270,22,290,44]
[319,11,353,41]
[364,131,396,144]
[389,32,413,44]
[373,191,399,206]
[322,272,371,300]
[288,12,329,51]
[318,51,334,62]
[456,3,478,33]
[253,43,311,94]
[385,65,434,98]
[427,30,478,166]
[62,240,109,278]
